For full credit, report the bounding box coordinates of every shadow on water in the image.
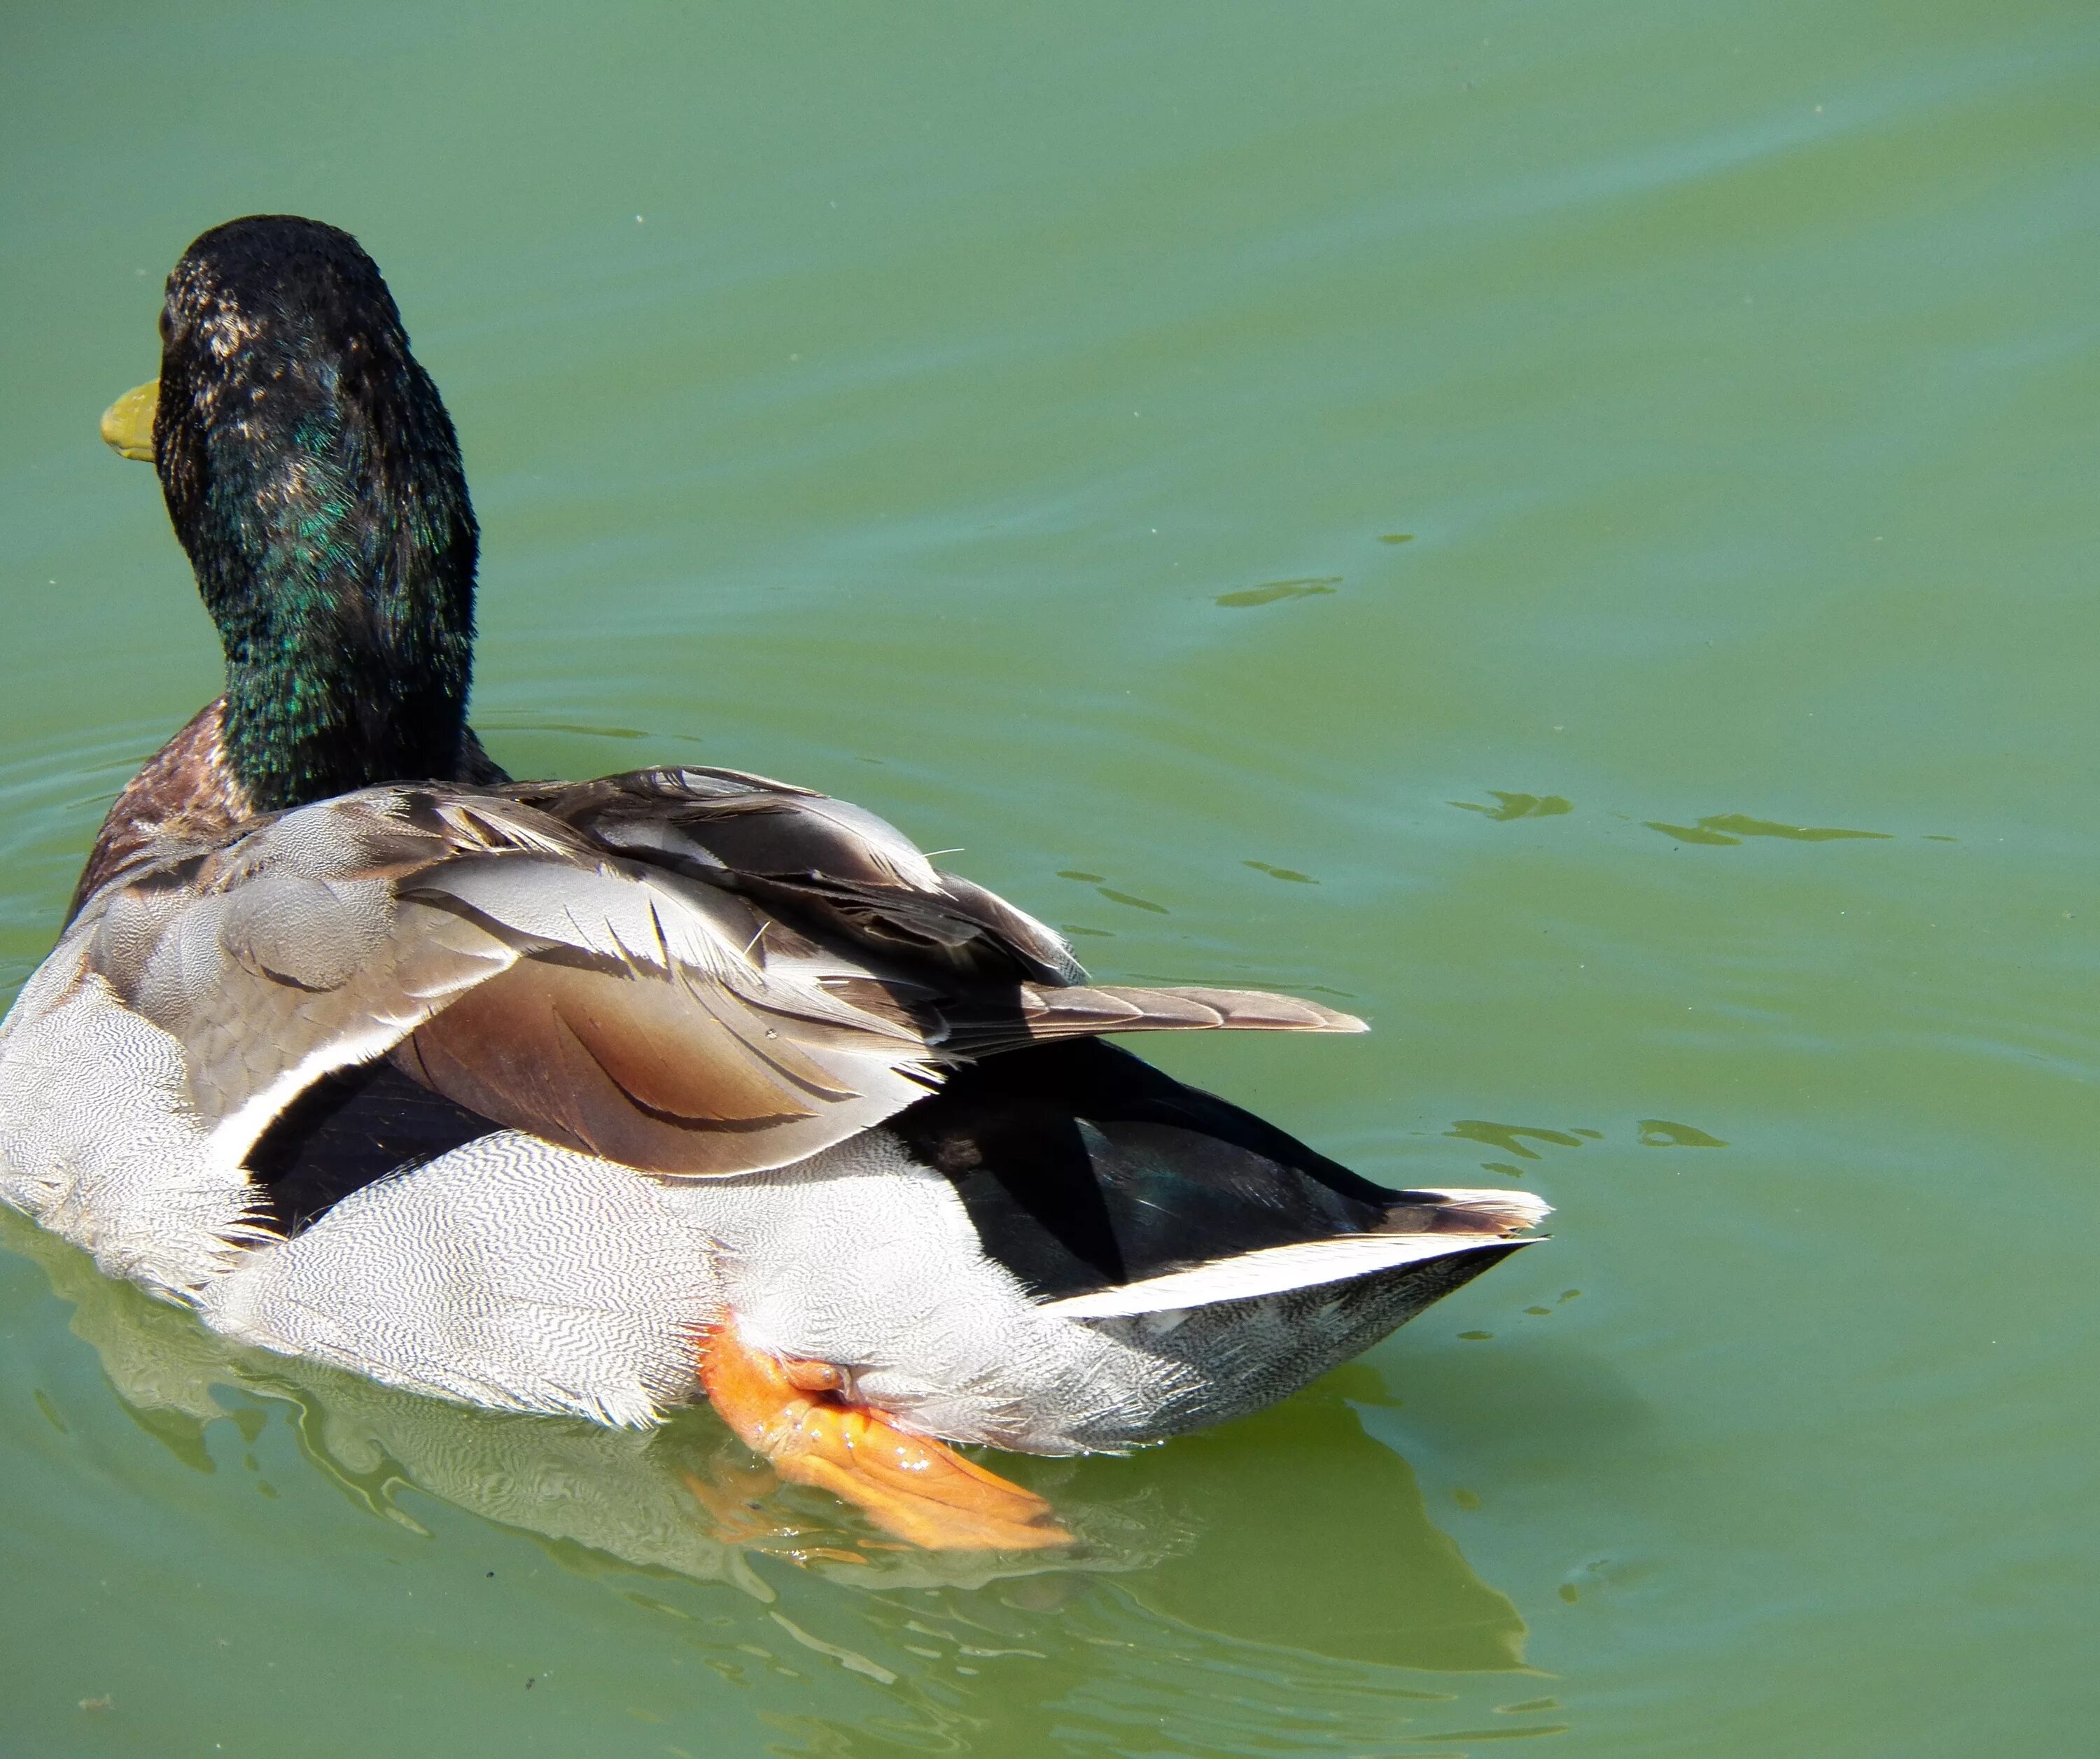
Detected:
[6,1205,1549,1751]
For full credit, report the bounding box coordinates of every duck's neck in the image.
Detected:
[209,487,476,811]
[162,350,479,812]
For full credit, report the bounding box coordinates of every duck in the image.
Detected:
[1,216,1547,1551]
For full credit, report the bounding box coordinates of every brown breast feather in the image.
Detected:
[67,699,510,922]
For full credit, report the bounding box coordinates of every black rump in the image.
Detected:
[888,1039,1401,1301]
[246,1057,499,1233]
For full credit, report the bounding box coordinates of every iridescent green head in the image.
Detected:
[107,215,479,811]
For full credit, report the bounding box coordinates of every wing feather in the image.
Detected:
[519,767,1086,984]
[69,771,1362,1181]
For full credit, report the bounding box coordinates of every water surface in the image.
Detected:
[3,3,2096,1753]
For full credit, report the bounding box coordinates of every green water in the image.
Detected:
[4,3,2096,1752]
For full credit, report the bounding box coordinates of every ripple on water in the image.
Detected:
[1453,792,1575,822]
[1214,576,1342,608]
[1644,813,1894,847]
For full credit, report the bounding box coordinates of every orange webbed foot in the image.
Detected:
[696,1319,1072,1552]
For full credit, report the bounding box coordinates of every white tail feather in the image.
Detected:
[1036,1228,1544,1319]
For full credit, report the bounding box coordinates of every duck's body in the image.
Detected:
[1,217,1544,1548]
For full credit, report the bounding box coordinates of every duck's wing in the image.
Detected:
[68,772,1361,1182]
[512,766,1088,986]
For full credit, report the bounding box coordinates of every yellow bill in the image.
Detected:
[99,379,158,462]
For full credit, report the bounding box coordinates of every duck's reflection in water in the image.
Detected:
[15,1207,1544,1751]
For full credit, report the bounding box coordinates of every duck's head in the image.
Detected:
[103,215,478,811]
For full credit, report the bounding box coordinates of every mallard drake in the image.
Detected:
[2,216,1546,1550]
